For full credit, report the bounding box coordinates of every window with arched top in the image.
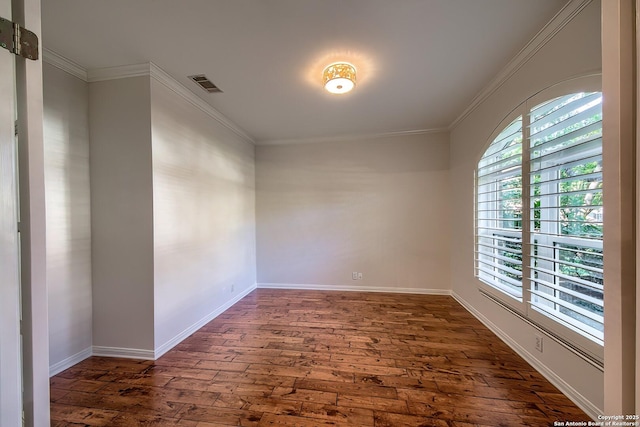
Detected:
[475,76,603,361]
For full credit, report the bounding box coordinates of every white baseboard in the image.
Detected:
[451,291,602,420]
[153,284,258,359]
[53,285,258,369]
[91,346,155,360]
[49,347,93,377]
[257,282,451,295]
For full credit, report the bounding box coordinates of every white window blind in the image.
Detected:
[475,84,604,356]
[528,92,603,344]
[476,117,523,300]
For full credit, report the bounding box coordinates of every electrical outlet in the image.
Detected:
[231,283,235,292]
[358,272,363,280]
[352,272,358,280]
[534,334,543,352]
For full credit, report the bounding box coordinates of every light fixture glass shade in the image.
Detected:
[323,62,356,94]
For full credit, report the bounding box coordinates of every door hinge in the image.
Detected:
[0,16,39,60]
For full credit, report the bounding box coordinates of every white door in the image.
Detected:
[0,0,24,426]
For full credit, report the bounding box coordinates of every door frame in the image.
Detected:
[0,0,23,425]
[7,0,48,425]
[602,0,637,416]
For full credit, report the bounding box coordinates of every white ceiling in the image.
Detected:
[41,0,567,143]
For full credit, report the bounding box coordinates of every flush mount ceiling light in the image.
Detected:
[322,62,356,94]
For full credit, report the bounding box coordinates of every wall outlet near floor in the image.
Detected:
[231,283,235,292]
[352,272,358,280]
[534,334,544,352]
[358,272,363,280]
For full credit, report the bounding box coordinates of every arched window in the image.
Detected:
[475,78,603,360]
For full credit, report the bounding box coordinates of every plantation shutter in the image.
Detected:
[528,93,603,344]
[476,117,523,299]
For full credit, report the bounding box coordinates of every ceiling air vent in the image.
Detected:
[188,74,223,93]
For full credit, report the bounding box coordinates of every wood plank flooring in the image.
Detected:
[50,289,590,426]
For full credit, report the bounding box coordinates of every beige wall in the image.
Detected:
[54,66,257,359]
[449,0,603,415]
[150,78,257,352]
[43,63,93,373]
[256,132,450,292]
[89,76,155,352]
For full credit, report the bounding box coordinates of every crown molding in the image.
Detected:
[257,127,449,146]
[148,63,255,145]
[40,56,254,144]
[83,62,255,145]
[42,48,88,81]
[448,0,594,130]
[87,63,152,82]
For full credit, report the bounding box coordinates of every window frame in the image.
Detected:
[474,75,603,362]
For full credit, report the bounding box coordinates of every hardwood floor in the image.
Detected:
[50,289,589,426]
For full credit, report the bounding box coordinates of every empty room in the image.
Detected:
[0,0,637,426]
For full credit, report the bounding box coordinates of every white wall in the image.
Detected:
[449,0,603,415]
[150,78,257,352]
[89,76,155,352]
[256,132,450,292]
[43,63,92,372]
